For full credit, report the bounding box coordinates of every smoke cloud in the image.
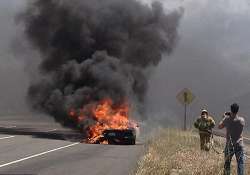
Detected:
[20,0,182,127]
[145,0,250,129]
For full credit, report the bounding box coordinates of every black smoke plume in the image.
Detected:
[21,0,182,127]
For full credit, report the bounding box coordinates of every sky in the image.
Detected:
[0,0,250,128]
[0,0,28,115]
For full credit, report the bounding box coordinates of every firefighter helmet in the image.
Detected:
[201,109,208,115]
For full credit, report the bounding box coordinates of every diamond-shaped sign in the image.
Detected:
[177,88,195,106]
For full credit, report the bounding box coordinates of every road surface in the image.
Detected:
[0,114,143,175]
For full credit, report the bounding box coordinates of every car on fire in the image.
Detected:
[98,128,136,145]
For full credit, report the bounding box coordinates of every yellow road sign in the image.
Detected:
[177,88,195,105]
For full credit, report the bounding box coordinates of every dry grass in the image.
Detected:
[134,128,250,175]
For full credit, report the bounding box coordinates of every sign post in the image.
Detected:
[184,103,187,130]
[177,88,195,131]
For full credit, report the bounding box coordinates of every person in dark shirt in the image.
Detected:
[218,103,245,175]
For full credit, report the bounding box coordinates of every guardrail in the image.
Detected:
[212,130,250,145]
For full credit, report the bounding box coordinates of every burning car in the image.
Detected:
[97,128,136,145]
[69,98,138,145]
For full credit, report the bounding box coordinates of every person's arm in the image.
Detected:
[194,118,199,129]
[218,120,224,129]
[210,117,215,129]
[242,118,245,127]
[218,114,228,129]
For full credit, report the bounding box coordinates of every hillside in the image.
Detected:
[134,129,249,175]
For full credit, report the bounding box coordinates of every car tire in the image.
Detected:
[130,139,136,145]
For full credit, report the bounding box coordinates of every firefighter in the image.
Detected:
[194,109,216,151]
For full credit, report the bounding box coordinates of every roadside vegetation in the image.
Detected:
[134,128,249,175]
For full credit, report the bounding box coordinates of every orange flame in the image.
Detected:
[69,108,86,124]
[68,98,137,144]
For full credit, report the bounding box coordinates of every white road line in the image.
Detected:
[0,142,80,168]
[0,126,16,129]
[0,136,15,140]
[6,126,17,128]
[47,129,57,132]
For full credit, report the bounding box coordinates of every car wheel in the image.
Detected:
[130,139,136,145]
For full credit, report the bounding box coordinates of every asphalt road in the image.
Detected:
[0,114,143,175]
